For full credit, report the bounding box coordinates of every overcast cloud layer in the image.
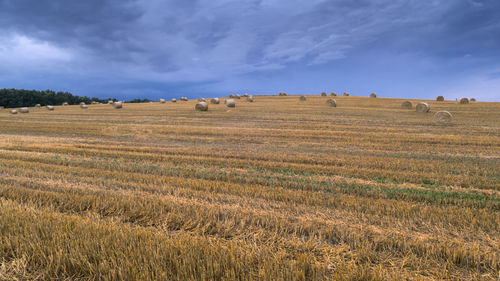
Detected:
[1,0,499,100]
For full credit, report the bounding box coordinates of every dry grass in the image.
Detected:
[0,95,499,280]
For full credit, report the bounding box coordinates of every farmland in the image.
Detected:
[0,95,499,280]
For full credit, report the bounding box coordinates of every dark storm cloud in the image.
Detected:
[0,0,499,100]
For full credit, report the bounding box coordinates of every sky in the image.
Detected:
[1,0,500,101]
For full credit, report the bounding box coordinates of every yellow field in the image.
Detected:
[0,95,499,280]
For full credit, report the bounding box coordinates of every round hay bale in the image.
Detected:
[434,111,452,124]
[46,105,54,111]
[416,102,430,112]
[108,100,114,104]
[458,97,469,104]
[225,99,235,107]
[370,93,377,98]
[299,95,306,101]
[326,99,337,107]
[198,98,206,102]
[19,107,29,113]
[401,101,412,109]
[229,94,235,98]
[62,102,69,106]
[91,101,98,104]
[247,96,254,102]
[10,109,18,114]
[171,98,177,102]
[195,101,208,111]
[159,99,166,103]
[180,97,188,101]
[343,92,349,96]
[436,96,444,101]
[80,104,88,109]
[470,98,476,102]
[113,101,123,109]
[243,93,249,97]
[235,94,241,99]
[35,104,41,107]
[321,92,327,96]
[210,98,220,104]
[80,102,85,105]
[330,92,337,96]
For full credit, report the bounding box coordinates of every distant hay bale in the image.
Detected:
[229,94,235,98]
[401,101,412,109]
[434,111,453,124]
[243,93,249,97]
[195,101,208,111]
[113,101,123,109]
[416,102,430,112]
[198,98,206,102]
[46,105,54,111]
[470,98,476,102]
[326,99,337,107]
[171,98,177,102]
[225,99,235,107]
[10,109,18,114]
[210,98,220,104]
[330,92,337,96]
[180,97,188,101]
[62,102,69,106]
[80,104,88,109]
[35,104,41,107]
[19,107,29,113]
[108,100,114,104]
[80,102,85,105]
[159,99,166,103]
[370,93,377,98]
[321,92,327,96]
[247,96,254,102]
[91,101,98,104]
[235,94,241,99]
[436,96,444,101]
[299,95,306,101]
[278,92,288,96]
[343,92,349,96]
[458,97,469,104]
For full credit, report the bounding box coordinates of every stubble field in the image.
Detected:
[0,95,499,280]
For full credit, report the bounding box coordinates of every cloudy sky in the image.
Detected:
[1,0,499,101]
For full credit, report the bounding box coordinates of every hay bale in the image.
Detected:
[401,101,412,109]
[225,99,235,107]
[243,93,249,97]
[458,97,469,104]
[235,94,241,99]
[326,99,337,107]
[229,94,235,98]
[436,96,444,101]
[343,92,349,96]
[10,109,17,114]
[416,102,430,112]
[19,107,29,113]
[108,100,114,104]
[159,99,166,103]
[46,105,54,111]
[247,96,254,102]
[180,97,188,101]
[35,104,41,107]
[113,101,123,109]
[321,92,327,96]
[80,104,88,109]
[370,93,377,98]
[434,111,452,124]
[171,98,177,102]
[470,98,476,102]
[279,92,287,96]
[330,92,337,96]
[299,95,306,101]
[91,101,98,104]
[62,102,69,106]
[80,102,85,105]
[210,98,220,104]
[198,98,206,102]
[195,101,208,111]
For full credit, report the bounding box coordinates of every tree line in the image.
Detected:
[0,88,115,108]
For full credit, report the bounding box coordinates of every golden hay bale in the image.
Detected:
[370,93,377,98]
[210,98,220,104]
[299,95,306,101]
[46,105,54,111]
[195,101,208,111]
[80,102,85,105]
[279,92,288,96]
[247,96,254,102]
[436,96,444,101]
[180,97,188,101]
[80,104,88,109]
[416,102,430,112]
[62,102,69,106]
[326,99,337,107]
[229,94,235,98]
[171,98,177,102]
[458,97,469,104]
[321,92,327,96]
[108,100,114,104]
[235,94,241,99]
[330,92,337,96]
[159,99,166,103]
[35,104,41,107]
[10,109,18,114]
[91,101,98,104]
[198,98,206,102]
[401,101,412,109]
[343,92,349,96]
[225,99,235,107]
[243,93,249,97]
[434,111,453,124]
[113,101,123,109]
[19,107,29,113]
[470,98,476,102]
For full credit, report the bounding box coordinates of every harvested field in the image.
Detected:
[0,95,499,280]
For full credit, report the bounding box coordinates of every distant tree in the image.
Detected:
[0,88,112,108]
